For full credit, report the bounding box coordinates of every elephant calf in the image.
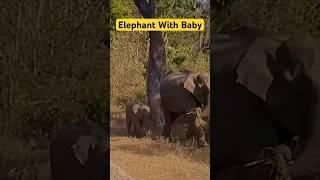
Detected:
[160,69,210,147]
[126,101,151,138]
[171,107,208,147]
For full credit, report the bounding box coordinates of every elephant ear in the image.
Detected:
[142,105,150,113]
[72,135,96,166]
[280,34,316,74]
[132,104,140,114]
[236,37,281,101]
[184,73,198,94]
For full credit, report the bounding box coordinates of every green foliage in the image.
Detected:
[110,0,135,29]
[156,0,210,73]
[157,0,195,18]
[111,0,210,106]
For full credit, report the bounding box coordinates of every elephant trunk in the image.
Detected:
[289,110,320,177]
[281,35,320,178]
[201,92,210,119]
[289,69,320,177]
[201,100,210,120]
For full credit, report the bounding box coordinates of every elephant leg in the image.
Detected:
[186,125,195,140]
[168,113,181,142]
[170,117,178,142]
[170,113,188,142]
[132,117,143,138]
[186,122,206,148]
[196,127,207,147]
[193,112,208,147]
[127,118,133,136]
[162,107,173,138]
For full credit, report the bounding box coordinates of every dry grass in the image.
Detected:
[110,32,149,107]
[110,137,210,180]
[110,4,210,180]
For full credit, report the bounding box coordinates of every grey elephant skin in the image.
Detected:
[212,26,315,178]
[50,123,108,180]
[276,35,320,178]
[160,70,210,147]
[126,101,151,138]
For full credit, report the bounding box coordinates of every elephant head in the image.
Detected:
[126,101,151,138]
[184,72,210,112]
[278,35,320,178]
[135,104,151,136]
[236,34,320,177]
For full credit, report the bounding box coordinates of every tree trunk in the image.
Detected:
[134,0,167,137]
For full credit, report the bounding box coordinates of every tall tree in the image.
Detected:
[133,0,167,137]
[194,0,210,52]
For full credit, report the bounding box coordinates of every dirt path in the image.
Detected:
[111,161,134,180]
[110,106,209,180]
[110,137,210,180]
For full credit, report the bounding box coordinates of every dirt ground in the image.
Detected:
[110,161,134,180]
[110,106,210,180]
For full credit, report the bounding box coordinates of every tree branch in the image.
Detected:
[149,0,155,11]
[133,0,155,18]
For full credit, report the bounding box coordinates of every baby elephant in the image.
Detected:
[126,101,151,138]
[171,107,208,147]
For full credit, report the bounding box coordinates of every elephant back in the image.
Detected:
[220,26,267,43]
[161,70,194,88]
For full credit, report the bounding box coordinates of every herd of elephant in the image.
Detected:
[48,26,320,180]
[126,69,210,147]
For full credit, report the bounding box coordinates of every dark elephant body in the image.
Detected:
[213,27,279,175]
[50,125,108,180]
[160,70,210,147]
[213,65,280,175]
[160,71,199,114]
[212,26,314,177]
[215,164,317,180]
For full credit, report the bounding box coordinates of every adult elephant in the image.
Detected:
[212,26,316,178]
[272,35,320,178]
[50,121,108,180]
[126,101,151,138]
[160,70,210,147]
